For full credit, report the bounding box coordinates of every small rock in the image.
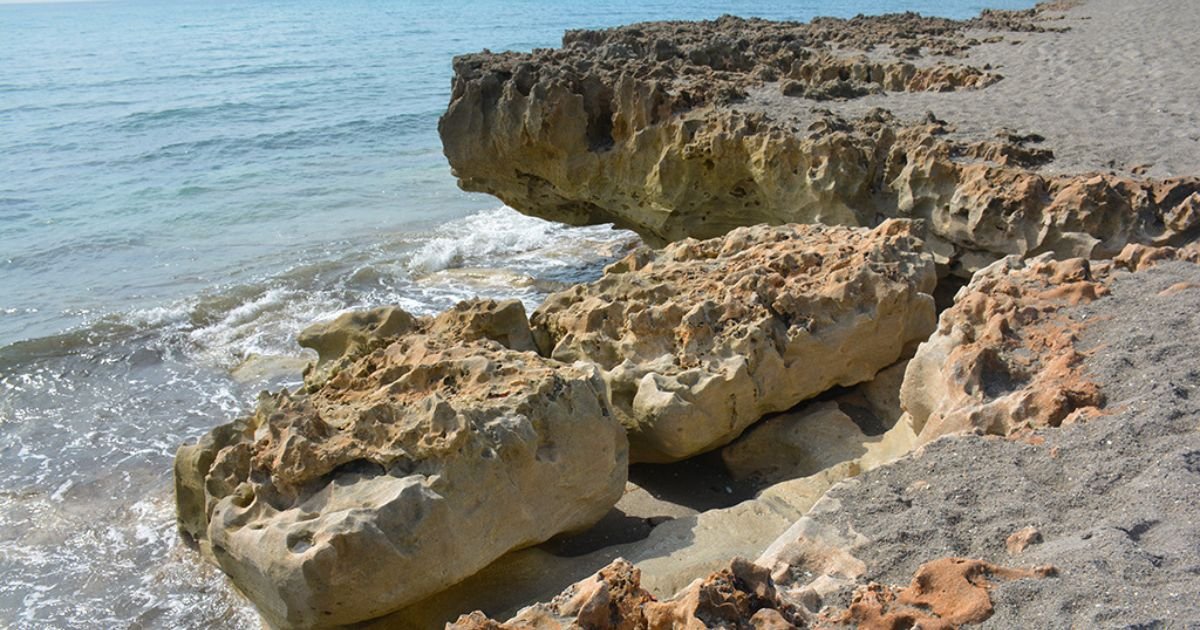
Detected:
[1006,526,1044,555]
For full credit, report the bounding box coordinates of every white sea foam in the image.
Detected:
[408,206,632,274]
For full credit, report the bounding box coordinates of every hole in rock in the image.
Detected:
[933,274,969,314]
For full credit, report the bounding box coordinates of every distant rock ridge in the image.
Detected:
[440,5,1200,274]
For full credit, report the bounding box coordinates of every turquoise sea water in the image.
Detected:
[0,0,1032,626]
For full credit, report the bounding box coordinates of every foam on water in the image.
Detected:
[0,205,634,627]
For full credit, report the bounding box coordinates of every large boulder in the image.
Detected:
[174,299,628,628]
[530,220,937,462]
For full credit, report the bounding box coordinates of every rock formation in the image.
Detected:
[174,3,1200,627]
[447,557,811,629]
[174,299,628,628]
[530,220,936,462]
[821,558,1057,629]
[440,9,1200,275]
[900,243,1200,443]
[746,247,1200,628]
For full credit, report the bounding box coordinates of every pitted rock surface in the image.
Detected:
[530,220,936,462]
[441,5,1200,273]
[174,299,627,628]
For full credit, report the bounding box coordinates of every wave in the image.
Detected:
[114,101,278,131]
[409,206,634,273]
[0,207,637,374]
[123,111,437,165]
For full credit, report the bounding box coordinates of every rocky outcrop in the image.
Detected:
[739,249,1200,627]
[447,557,810,629]
[440,9,1200,273]
[366,382,925,629]
[899,254,1108,441]
[173,299,627,628]
[530,220,936,462]
[297,299,536,390]
[900,244,1200,443]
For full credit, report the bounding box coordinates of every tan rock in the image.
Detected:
[447,557,810,630]
[370,409,922,629]
[298,299,535,390]
[174,299,627,628]
[531,220,936,462]
[1005,526,1043,555]
[441,15,1200,273]
[297,305,417,389]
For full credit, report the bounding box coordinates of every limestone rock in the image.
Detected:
[368,395,925,629]
[821,558,1057,628]
[298,305,417,389]
[447,557,810,630]
[174,299,627,628]
[298,299,535,390]
[901,245,1200,444]
[441,12,1200,272]
[530,220,936,462]
[900,254,1109,442]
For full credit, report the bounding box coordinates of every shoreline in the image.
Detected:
[171,0,1200,627]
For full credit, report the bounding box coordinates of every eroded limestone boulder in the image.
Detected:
[298,299,536,390]
[174,299,627,628]
[531,220,936,462]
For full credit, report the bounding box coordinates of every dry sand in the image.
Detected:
[811,262,1200,628]
[748,0,1200,179]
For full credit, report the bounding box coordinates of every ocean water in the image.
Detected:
[0,0,1033,627]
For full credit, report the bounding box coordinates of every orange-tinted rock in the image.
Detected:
[1005,526,1043,555]
[824,557,1057,629]
[448,557,809,630]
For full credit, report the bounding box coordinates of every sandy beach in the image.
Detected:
[748,0,1200,178]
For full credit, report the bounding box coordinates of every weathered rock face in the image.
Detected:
[447,557,810,630]
[174,299,628,628]
[820,558,1056,629]
[530,220,936,462]
[440,11,1200,273]
[901,243,1200,443]
[900,254,1108,441]
[297,299,537,390]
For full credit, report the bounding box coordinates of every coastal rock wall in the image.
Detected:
[440,11,1200,274]
[530,220,936,462]
[174,300,628,628]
